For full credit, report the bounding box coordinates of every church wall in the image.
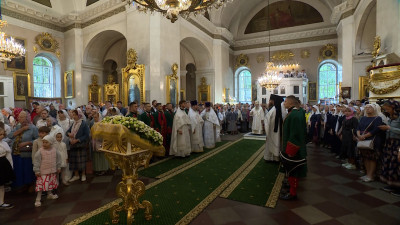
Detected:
[0,23,65,109]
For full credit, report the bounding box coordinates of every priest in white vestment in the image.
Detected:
[250,100,264,134]
[264,95,284,161]
[170,100,192,157]
[188,100,204,152]
[201,102,220,148]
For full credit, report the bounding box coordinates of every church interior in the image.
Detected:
[0,0,400,224]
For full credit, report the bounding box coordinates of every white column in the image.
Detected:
[64,28,84,107]
[376,0,400,55]
[213,39,230,103]
[337,16,355,98]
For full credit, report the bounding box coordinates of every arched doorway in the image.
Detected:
[180,37,212,101]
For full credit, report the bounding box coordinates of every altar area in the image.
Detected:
[257,77,308,104]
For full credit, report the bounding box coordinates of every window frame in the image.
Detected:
[235,68,252,103]
[33,55,59,98]
[318,61,338,103]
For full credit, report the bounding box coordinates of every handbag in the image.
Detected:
[357,117,378,150]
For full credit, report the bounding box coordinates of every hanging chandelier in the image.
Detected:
[0,18,25,62]
[128,0,232,23]
[257,0,281,90]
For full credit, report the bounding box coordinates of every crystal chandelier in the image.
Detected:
[128,0,232,23]
[257,0,281,90]
[0,17,25,62]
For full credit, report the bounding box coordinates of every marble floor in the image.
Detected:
[1,135,399,225]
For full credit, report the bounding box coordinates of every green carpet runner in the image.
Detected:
[72,139,265,225]
[220,153,282,208]
[139,141,229,178]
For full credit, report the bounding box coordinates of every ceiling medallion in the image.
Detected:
[127,0,233,23]
[300,49,310,59]
[256,54,265,63]
[319,44,337,62]
[35,32,60,57]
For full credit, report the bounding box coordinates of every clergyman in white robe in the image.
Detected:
[201,106,220,148]
[170,107,192,157]
[264,106,280,161]
[188,107,204,153]
[250,101,264,134]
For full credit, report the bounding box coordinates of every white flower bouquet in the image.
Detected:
[102,116,163,146]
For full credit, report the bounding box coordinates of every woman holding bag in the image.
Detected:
[356,104,383,182]
[379,101,400,196]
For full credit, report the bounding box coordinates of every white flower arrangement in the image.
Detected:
[102,116,163,146]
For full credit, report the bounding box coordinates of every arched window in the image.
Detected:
[318,62,338,103]
[235,69,252,103]
[33,55,60,98]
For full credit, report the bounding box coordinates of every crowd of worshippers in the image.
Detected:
[0,98,274,209]
[303,98,400,196]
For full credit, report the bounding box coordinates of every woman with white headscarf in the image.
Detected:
[308,105,321,145]
[67,109,90,182]
[2,108,15,128]
[356,104,383,182]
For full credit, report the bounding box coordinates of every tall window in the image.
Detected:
[33,56,55,97]
[319,62,338,102]
[235,69,252,103]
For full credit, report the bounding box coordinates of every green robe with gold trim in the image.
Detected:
[281,107,307,178]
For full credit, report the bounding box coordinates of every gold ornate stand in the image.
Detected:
[92,123,165,225]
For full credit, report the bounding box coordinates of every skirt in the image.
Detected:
[380,138,400,187]
[69,145,87,171]
[92,151,110,172]
[12,155,35,188]
[0,156,15,185]
[35,173,58,192]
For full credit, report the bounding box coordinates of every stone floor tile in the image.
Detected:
[365,189,400,204]
[377,204,400,220]
[326,175,353,184]
[349,193,386,207]
[38,202,75,218]
[4,219,36,225]
[232,203,272,219]
[69,200,102,214]
[356,208,400,225]
[270,210,310,225]
[91,175,113,183]
[313,219,344,225]
[345,181,375,192]
[299,190,327,205]
[190,211,215,225]
[329,184,360,196]
[208,207,242,225]
[313,201,352,218]
[32,215,66,225]
[62,213,86,224]
[336,213,377,225]
[321,161,340,168]
[292,205,332,224]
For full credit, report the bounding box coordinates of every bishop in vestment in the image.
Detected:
[250,101,265,134]
[264,94,284,162]
[188,100,204,152]
[201,102,220,148]
[170,100,192,157]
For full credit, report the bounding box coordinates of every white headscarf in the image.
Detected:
[364,104,378,117]
[312,105,321,115]
[43,135,54,145]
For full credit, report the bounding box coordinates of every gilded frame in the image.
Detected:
[35,32,59,52]
[122,49,145,105]
[13,72,31,100]
[104,84,119,105]
[5,37,27,72]
[166,63,179,106]
[198,77,210,103]
[88,75,102,105]
[359,76,370,100]
[64,70,74,98]
[180,90,186,101]
[341,87,351,99]
[308,82,317,101]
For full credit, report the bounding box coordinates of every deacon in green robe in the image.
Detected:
[164,103,175,154]
[280,95,307,200]
[139,103,154,128]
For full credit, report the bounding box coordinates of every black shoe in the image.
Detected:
[391,190,400,197]
[381,186,395,192]
[0,203,14,209]
[279,193,297,200]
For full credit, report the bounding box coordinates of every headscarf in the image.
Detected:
[2,108,12,115]
[345,107,355,120]
[13,108,23,122]
[312,105,321,115]
[42,135,54,145]
[364,104,378,117]
[76,108,87,120]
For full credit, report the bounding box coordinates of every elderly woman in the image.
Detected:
[8,110,39,189]
[379,101,400,196]
[2,108,15,128]
[89,112,109,175]
[67,110,90,182]
[357,104,383,182]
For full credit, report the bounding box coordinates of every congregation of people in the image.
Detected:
[0,94,399,210]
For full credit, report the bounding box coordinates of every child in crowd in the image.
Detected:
[33,135,61,207]
[32,126,51,161]
[54,132,69,185]
[0,128,14,209]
